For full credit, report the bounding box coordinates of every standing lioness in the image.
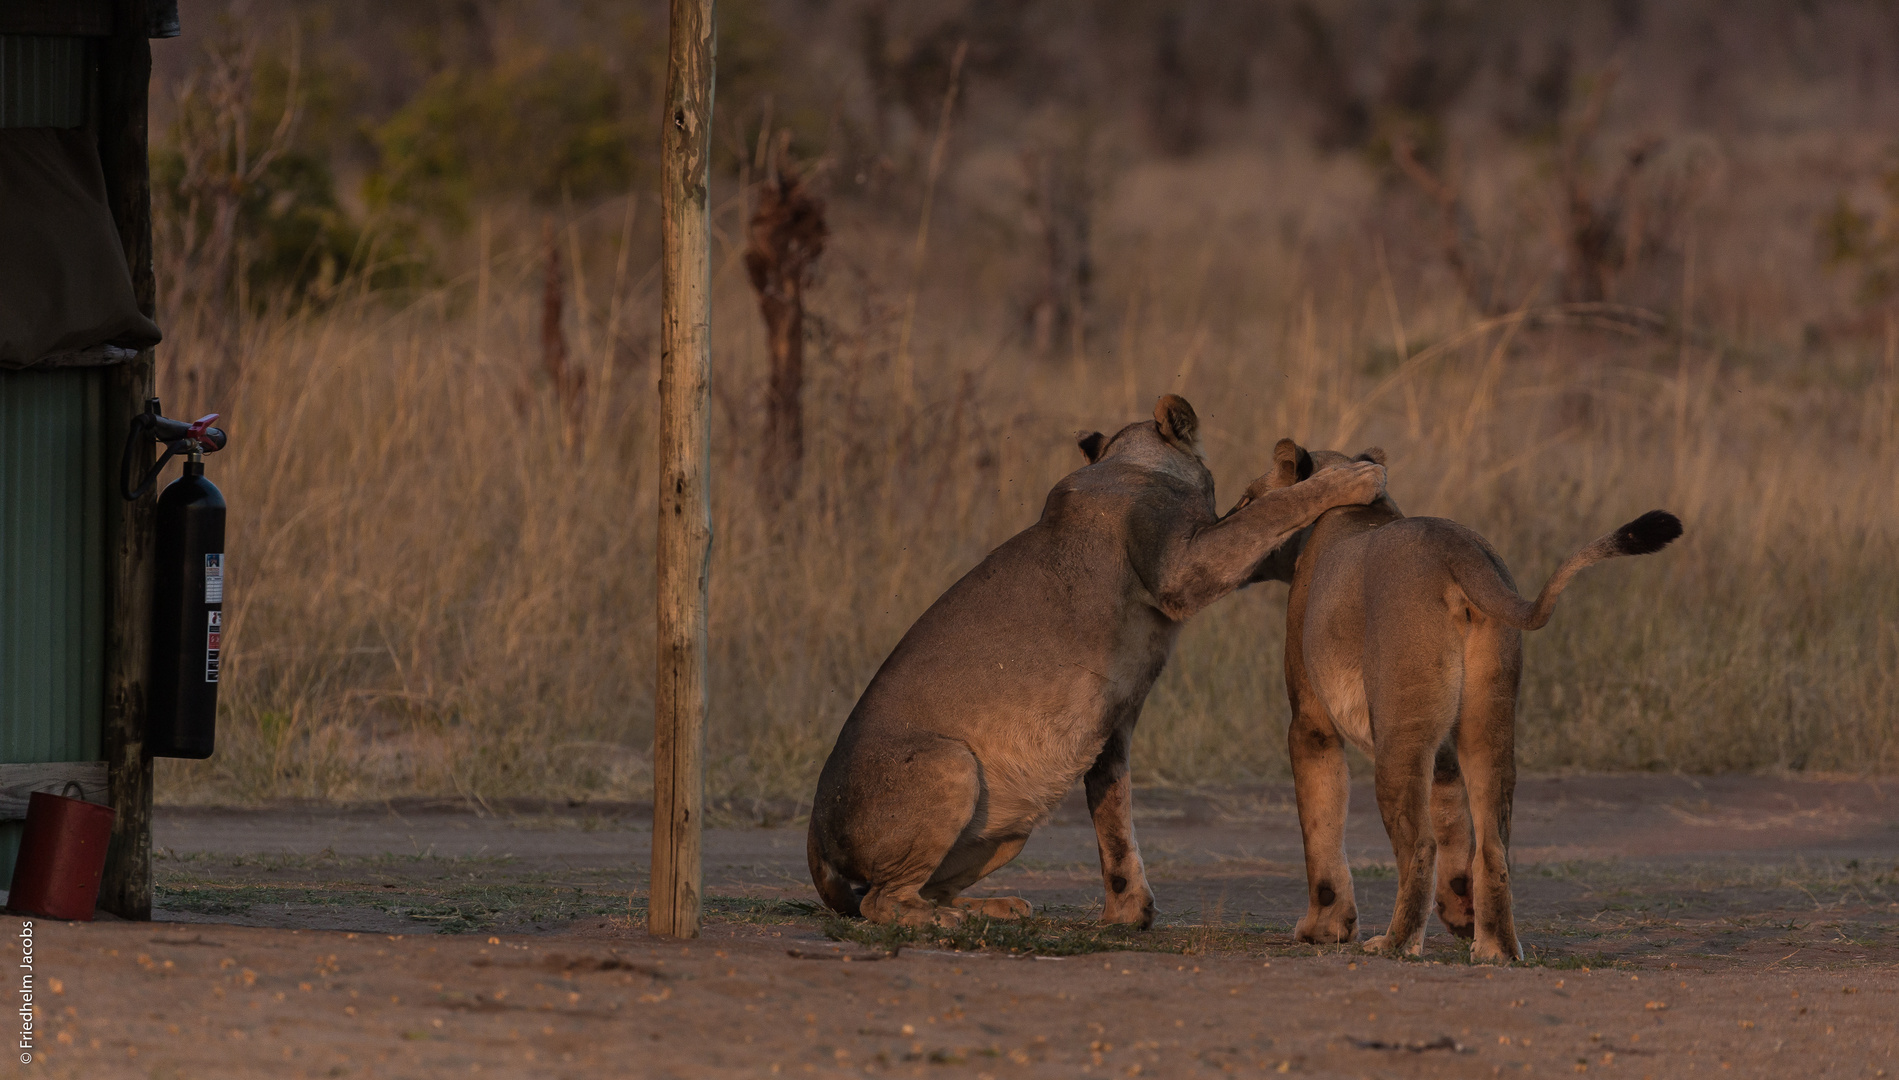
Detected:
[1246,441,1681,962]
[808,397,1387,927]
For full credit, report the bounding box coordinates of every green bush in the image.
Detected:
[154,33,421,307]
[1819,166,1899,306]
[362,0,802,229]
[365,46,656,229]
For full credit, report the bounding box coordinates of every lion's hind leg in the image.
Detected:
[931,835,1033,920]
[851,737,985,929]
[808,821,864,917]
[1362,664,1461,957]
[1290,709,1358,944]
[1429,741,1477,940]
[861,888,958,927]
[1458,636,1524,963]
[1363,745,1438,957]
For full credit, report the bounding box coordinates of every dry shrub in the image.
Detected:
[1020,126,1098,358]
[745,154,828,505]
[151,155,1898,807]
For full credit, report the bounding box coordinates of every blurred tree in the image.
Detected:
[1286,0,1478,172]
[153,24,392,314]
[1021,129,1096,355]
[1820,166,1899,307]
[1496,37,1572,143]
[745,148,828,506]
[1556,68,1659,305]
[1367,0,1480,174]
[364,43,653,229]
[1289,1,1372,151]
[363,0,793,228]
[1144,10,1203,158]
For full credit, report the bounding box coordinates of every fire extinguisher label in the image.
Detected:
[205,553,224,603]
[206,610,222,683]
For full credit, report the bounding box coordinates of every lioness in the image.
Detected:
[808,397,1387,928]
[1243,441,1681,962]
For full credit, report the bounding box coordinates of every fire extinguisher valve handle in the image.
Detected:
[183,413,227,453]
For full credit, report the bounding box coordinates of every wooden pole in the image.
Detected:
[652,0,715,939]
[98,0,157,921]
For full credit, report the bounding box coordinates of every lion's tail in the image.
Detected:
[807,818,862,917]
[1452,510,1682,631]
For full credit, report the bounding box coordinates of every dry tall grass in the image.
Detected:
[151,145,1899,806]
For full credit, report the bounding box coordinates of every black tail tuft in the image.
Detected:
[1612,510,1683,556]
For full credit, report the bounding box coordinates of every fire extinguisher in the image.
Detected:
[121,398,228,759]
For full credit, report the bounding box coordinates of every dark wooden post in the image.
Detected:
[652,0,715,939]
[97,0,157,920]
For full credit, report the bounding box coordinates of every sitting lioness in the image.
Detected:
[807,397,1387,927]
[1242,441,1681,962]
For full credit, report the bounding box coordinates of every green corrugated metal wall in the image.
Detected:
[0,367,107,882]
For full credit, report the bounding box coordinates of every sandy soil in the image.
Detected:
[5,774,1896,1078]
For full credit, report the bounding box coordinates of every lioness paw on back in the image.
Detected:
[807,398,1386,928]
[1257,442,1681,962]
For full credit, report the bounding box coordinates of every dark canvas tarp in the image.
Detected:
[0,126,161,368]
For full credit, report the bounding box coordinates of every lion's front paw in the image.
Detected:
[951,896,1031,920]
[868,896,966,928]
[1295,907,1358,944]
[863,891,941,927]
[995,896,1033,920]
[1436,884,1476,939]
[921,905,967,928]
[1470,937,1522,964]
[1438,916,1476,940]
[1102,890,1157,930]
[1342,460,1386,502]
[1362,932,1423,957]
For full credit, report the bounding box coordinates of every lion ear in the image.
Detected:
[1076,431,1107,463]
[1355,447,1387,466]
[1153,395,1199,453]
[1268,438,1313,489]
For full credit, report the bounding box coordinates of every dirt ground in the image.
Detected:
[5,774,1896,1078]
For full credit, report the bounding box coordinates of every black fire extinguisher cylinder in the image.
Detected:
[149,455,225,759]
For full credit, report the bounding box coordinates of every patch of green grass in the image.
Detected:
[154,880,618,932]
[1518,857,1899,898]
[821,912,1657,967]
[818,913,1295,958]
[708,897,824,923]
[1517,949,1631,970]
[822,914,1165,956]
[155,849,521,871]
[153,876,822,935]
[1004,858,1093,873]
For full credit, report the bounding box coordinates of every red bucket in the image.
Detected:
[7,788,115,921]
